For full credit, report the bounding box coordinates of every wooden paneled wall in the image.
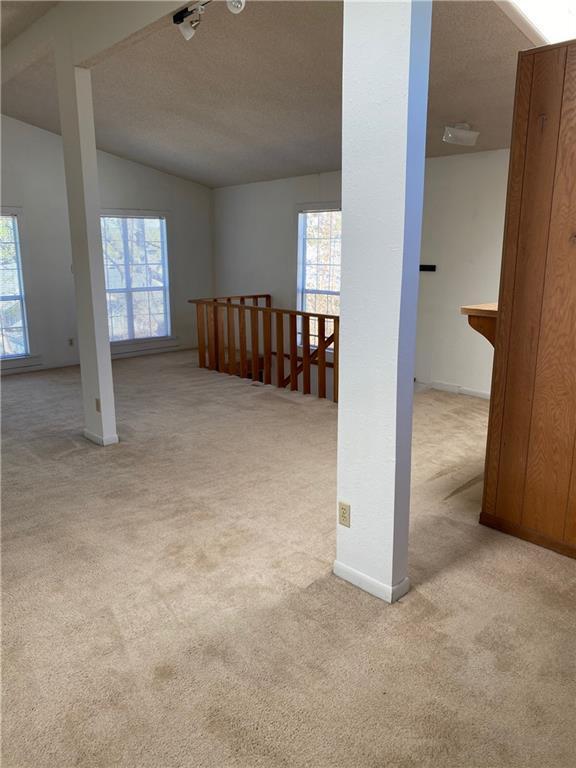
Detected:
[482,40,576,558]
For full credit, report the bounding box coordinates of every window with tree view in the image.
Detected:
[298,209,341,346]
[101,216,171,342]
[0,215,29,359]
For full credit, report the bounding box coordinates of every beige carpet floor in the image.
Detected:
[2,351,575,768]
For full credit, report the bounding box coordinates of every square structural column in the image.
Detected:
[334,0,432,602]
[55,42,118,446]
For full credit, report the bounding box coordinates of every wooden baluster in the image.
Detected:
[239,305,248,378]
[251,306,259,382]
[333,316,339,403]
[263,310,272,384]
[289,314,298,391]
[227,302,236,376]
[217,304,226,372]
[317,316,326,399]
[265,295,272,308]
[196,303,206,368]
[302,315,311,394]
[252,296,259,307]
[206,303,217,370]
[276,311,284,387]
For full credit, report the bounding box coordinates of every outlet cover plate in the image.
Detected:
[338,502,351,527]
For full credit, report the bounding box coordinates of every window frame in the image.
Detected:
[296,202,341,347]
[100,209,173,345]
[0,209,31,360]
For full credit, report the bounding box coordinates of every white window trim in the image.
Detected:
[295,202,341,362]
[0,206,33,361]
[295,201,341,316]
[100,208,174,347]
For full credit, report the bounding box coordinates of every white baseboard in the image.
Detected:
[111,336,182,359]
[416,379,490,400]
[2,343,190,376]
[83,429,119,446]
[333,560,410,603]
[1,354,44,375]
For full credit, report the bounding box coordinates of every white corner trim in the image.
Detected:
[333,561,410,604]
[83,429,119,447]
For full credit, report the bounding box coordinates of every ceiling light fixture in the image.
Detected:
[227,0,246,14]
[173,0,246,41]
[442,123,480,147]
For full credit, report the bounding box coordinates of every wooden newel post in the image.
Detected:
[333,316,340,403]
[317,317,326,399]
[217,304,226,372]
[206,302,217,370]
[196,303,206,368]
[302,316,311,394]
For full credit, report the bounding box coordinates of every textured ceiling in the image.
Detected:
[428,0,532,156]
[1,1,533,188]
[1,0,57,46]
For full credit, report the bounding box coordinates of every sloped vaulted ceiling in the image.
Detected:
[1,0,57,45]
[1,1,533,187]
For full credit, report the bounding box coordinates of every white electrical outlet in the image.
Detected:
[338,502,351,527]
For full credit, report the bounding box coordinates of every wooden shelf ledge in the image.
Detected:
[460,303,498,346]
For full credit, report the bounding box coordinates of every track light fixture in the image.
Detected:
[173,0,246,41]
[173,0,210,40]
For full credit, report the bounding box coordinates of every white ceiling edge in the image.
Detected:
[496,1,547,46]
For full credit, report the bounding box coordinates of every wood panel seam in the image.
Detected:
[491,54,535,514]
[518,47,569,527]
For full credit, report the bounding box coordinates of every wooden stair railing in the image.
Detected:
[189,294,339,402]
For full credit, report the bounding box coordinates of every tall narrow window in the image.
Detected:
[100,216,171,342]
[0,215,30,358]
[298,209,341,346]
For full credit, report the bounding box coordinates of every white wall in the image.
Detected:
[1,115,213,371]
[213,171,341,310]
[416,150,509,397]
[213,151,509,397]
[2,113,508,393]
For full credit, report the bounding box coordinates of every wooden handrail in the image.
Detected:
[191,293,272,305]
[190,294,339,402]
[189,298,339,322]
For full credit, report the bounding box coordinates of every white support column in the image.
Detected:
[334,0,432,602]
[55,42,118,446]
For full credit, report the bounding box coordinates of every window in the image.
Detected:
[297,209,341,346]
[100,216,171,342]
[0,215,30,358]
